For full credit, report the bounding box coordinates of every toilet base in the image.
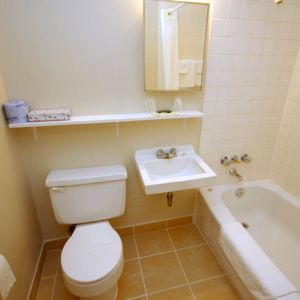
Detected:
[80,284,118,300]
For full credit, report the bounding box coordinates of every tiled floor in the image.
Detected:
[35,224,241,300]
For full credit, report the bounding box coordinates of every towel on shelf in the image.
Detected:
[220,222,297,300]
[179,59,196,88]
[0,255,16,300]
[195,60,203,87]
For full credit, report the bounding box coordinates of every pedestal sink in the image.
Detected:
[135,145,216,195]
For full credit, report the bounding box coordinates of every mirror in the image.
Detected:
[144,0,209,91]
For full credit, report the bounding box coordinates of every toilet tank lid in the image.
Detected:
[45,165,127,187]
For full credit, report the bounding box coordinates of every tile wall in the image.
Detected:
[200,0,300,184]
[271,47,300,197]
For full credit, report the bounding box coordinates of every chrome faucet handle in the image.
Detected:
[156,149,166,159]
[241,154,251,163]
[170,148,177,157]
[220,156,231,166]
[230,155,240,164]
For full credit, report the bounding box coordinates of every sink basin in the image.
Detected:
[135,145,216,195]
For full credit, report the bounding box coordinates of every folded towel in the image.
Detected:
[195,60,203,74]
[179,59,196,88]
[0,255,16,300]
[220,222,297,300]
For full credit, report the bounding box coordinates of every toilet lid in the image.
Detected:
[61,221,123,284]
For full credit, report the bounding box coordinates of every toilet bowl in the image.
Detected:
[46,165,128,299]
[61,221,124,300]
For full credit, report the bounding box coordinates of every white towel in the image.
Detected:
[158,5,179,90]
[220,222,297,300]
[0,255,16,299]
[195,60,203,87]
[195,60,203,74]
[179,59,195,88]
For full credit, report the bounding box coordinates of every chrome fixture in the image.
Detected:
[229,168,243,181]
[167,192,173,207]
[230,155,240,164]
[235,188,245,198]
[168,3,185,15]
[156,148,177,159]
[241,154,252,164]
[221,155,240,166]
[220,156,231,166]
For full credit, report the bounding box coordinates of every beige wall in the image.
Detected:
[0,77,42,299]
[271,47,300,197]
[0,0,202,239]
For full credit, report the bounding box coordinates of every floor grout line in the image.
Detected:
[132,230,149,300]
[165,230,196,300]
[50,250,61,300]
[146,283,189,297]
[189,273,227,285]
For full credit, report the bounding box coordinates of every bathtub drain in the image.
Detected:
[241,222,249,229]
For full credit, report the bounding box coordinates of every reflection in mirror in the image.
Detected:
[144,0,209,91]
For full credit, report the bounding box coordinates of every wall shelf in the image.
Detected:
[8,111,203,128]
[8,110,203,142]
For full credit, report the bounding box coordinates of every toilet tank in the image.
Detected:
[45,165,127,225]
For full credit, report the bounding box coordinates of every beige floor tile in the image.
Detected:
[140,252,186,293]
[122,235,138,260]
[167,216,192,228]
[191,276,241,300]
[41,250,60,278]
[148,285,194,300]
[135,221,166,234]
[168,225,205,249]
[117,260,145,299]
[36,278,54,300]
[135,230,173,257]
[53,276,79,300]
[177,246,224,282]
[116,226,134,237]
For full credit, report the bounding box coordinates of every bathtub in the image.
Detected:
[195,180,300,300]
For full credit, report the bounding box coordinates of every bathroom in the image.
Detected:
[0,0,300,299]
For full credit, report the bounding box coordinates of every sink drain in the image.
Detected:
[241,222,249,229]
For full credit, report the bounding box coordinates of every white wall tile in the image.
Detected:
[200,0,300,185]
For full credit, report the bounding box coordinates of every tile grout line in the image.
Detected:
[129,273,229,299]
[124,237,207,262]
[165,229,196,300]
[50,251,61,300]
[133,227,149,300]
[146,283,189,297]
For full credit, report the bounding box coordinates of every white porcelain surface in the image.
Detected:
[46,165,127,224]
[62,222,123,284]
[199,180,300,298]
[135,145,216,194]
[46,165,127,187]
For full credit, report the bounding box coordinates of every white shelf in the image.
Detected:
[8,111,203,128]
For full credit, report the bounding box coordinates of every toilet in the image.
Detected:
[45,165,128,300]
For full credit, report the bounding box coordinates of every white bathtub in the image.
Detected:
[195,180,300,300]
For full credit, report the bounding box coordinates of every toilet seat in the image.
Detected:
[61,221,123,285]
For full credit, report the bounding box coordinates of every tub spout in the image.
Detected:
[229,168,243,181]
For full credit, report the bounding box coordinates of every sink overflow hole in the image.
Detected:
[167,192,173,207]
[241,222,249,229]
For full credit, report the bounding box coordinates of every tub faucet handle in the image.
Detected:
[230,155,240,164]
[241,154,251,163]
[220,156,231,166]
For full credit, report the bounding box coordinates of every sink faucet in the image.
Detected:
[229,168,243,181]
[156,148,177,159]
